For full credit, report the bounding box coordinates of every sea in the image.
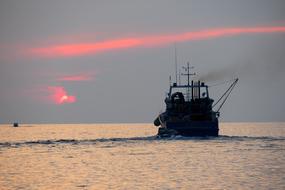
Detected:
[0,123,284,190]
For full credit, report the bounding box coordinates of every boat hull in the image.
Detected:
[157,120,219,137]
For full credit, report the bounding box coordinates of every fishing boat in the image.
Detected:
[13,122,19,127]
[154,62,238,137]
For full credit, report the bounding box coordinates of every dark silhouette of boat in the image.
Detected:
[13,122,19,127]
[154,62,238,137]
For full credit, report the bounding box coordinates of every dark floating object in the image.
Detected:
[154,62,238,137]
[13,122,19,127]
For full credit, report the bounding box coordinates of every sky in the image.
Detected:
[0,0,285,123]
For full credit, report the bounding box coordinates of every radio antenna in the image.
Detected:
[174,43,178,84]
[179,69,181,85]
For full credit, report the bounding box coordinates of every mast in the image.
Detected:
[179,69,181,85]
[174,44,178,84]
[182,62,196,101]
[182,62,195,85]
[187,62,190,86]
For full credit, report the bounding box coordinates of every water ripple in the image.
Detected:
[0,135,284,148]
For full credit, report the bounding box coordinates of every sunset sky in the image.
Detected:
[1,0,285,123]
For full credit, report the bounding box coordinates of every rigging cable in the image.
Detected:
[212,78,239,112]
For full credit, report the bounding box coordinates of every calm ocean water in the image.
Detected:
[0,123,284,190]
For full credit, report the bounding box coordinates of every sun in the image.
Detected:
[60,95,68,103]
[48,86,76,105]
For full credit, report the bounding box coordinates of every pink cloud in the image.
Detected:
[26,25,285,58]
[56,73,94,82]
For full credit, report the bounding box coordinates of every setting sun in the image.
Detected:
[48,86,76,105]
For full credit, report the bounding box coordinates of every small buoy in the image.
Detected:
[13,122,19,127]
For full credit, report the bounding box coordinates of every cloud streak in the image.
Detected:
[27,25,285,58]
[56,73,94,82]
